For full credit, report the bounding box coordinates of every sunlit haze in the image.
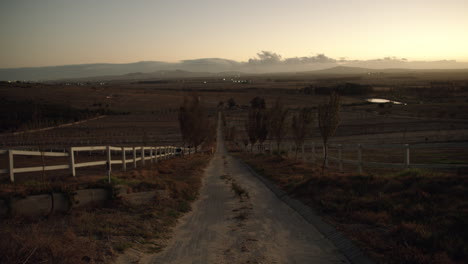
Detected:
[1,0,467,68]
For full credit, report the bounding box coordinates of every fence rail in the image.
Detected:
[12,150,70,157]
[0,145,193,182]
[247,141,468,173]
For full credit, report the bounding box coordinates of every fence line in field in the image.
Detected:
[0,145,193,183]
[246,141,468,173]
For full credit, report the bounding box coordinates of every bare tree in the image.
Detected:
[178,96,192,147]
[245,97,268,152]
[256,109,268,149]
[318,92,341,170]
[250,96,266,109]
[245,109,258,152]
[245,96,268,151]
[178,95,210,152]
[226,125,237,142]
[291,107,314,159]
[227,98,237,109]
[268,99,288,153]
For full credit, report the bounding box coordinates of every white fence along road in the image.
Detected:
[0,145,193,182]
[247,141,468,173]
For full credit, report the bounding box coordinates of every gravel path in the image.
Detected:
[146,115,349,264]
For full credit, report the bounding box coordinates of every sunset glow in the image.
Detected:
[1,0,467,68]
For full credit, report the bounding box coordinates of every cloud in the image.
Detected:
[247,52,336,65]
[284,54,337,64]
[181,58,240,66]
[248,51,283,65]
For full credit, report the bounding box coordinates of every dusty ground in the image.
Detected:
[117,115,349,264]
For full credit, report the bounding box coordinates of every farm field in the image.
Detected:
[2,72,468,178]
[0,113,181,148]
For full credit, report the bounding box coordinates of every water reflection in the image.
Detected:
[367,98,406,105]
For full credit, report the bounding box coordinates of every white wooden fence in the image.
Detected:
[0,145,193,183]
[247,142,468,173]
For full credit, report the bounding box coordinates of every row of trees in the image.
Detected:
[242,93,341,164]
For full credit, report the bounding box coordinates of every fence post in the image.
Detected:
[69,147,75,177]
[405,144,410,168]
[8,149,14,183]
[121,147,126,171]
[106,146,111,183]
[358,144,363,174]
[338,144,343,173]
[150,147,153,164]
[141,147,145,165]
[133,147,137,168]
[155,147,159,163]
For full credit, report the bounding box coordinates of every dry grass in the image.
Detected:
[237,153,468,264]
[0,151,204,197]
[231,181,250,200]
[0,153,211,263]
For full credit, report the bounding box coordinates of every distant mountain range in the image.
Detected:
[1,57,468,81]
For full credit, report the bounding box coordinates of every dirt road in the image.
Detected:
[138,115,349,264]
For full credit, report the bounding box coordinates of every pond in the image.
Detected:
[366,98,406,105]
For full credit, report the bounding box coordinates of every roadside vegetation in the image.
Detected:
[0,153,211,263]
[236,153,467,264]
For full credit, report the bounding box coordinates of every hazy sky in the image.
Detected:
[1,0,467,68]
